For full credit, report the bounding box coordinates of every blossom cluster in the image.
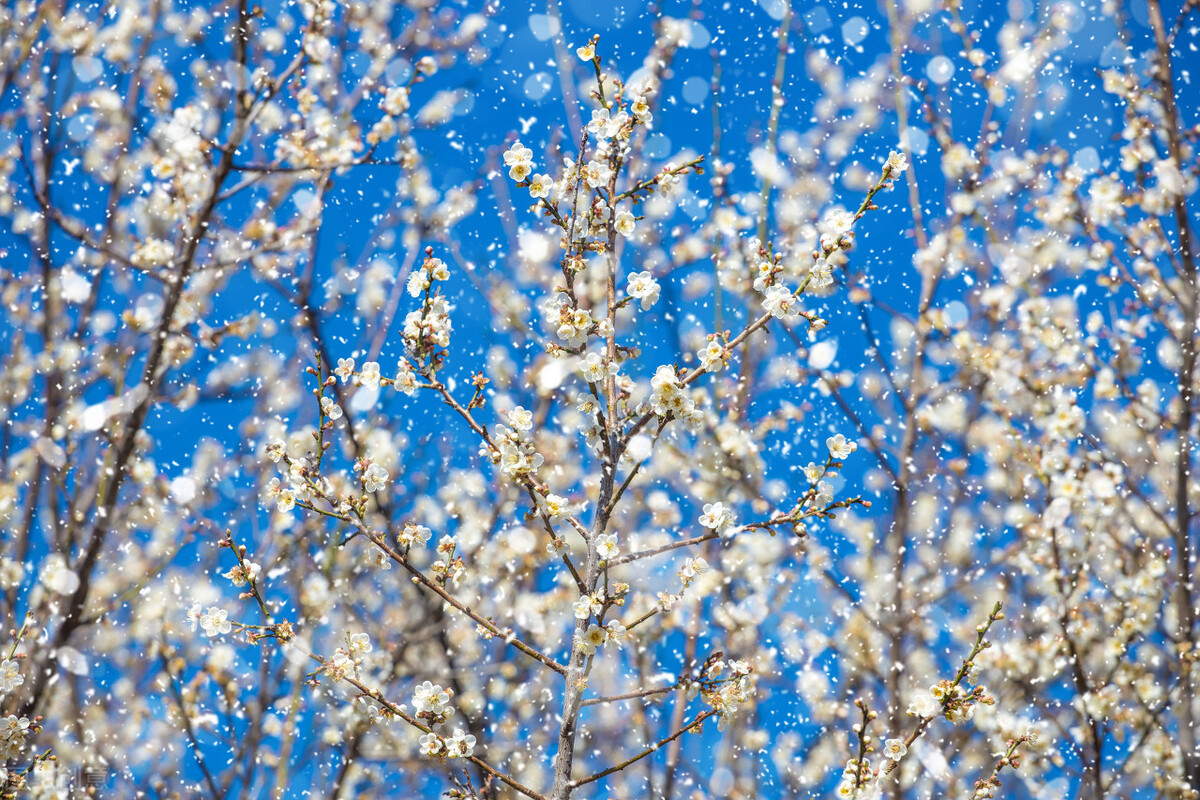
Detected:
[412,680,455,726]
[418,729,476,759]
[484,420,545,480]
[646,365,704,428]
[700,659,754,732]
[324,632,373,682]
[908,679,994,725]
[572,619,628,656]
[0,715,32,761]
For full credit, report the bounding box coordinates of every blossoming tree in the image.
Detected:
[0,0,1196,799]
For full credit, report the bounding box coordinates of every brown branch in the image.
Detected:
[570,709,717,789]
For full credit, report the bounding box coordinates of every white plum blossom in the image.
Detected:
[503,141,533,170]
[626,271,660,310]
[394,359,420,395]
[605,620,628,644]
[412,681,454,721]
[0,715,30,759]
[596,533,619,560]
[507,406,533,432]
[883,738,907,761]
[810,257,833,288]
[579,352,616,384]
[583,160,611,189]
[407,270,430,298]
[443,730,476,758]
[826,434,858,459]
[649,365,686,418]
[573,593,602,620]
[199,607,232,637]
[0,660,23,695]
[507,156,533,182]
[699,502,735,532]
[697,340,726,372]
[381,86,410,115]
[131,237,174,268]
[397,523,433,548]
[41,554,80,595]
[406,256,450,298]
[425,257,449,283]
[547,296,593,348]
[615,209,636,237]
[358,361,381,389]
[363,463,389,492]
[630,94,652,123]
[223,560,261,588]
[542,493,570,522]
[703,666,755,732]
[573,623,608,655]
[826,209,855,235]
[907,691,940,719]
[419,732,443,756]
[528,173,552,199]
[587,107,627,140]
[678,556,708,588]
[320,395,343,420]
[487,425,545,479]
[762,284,800,320]
[325,651,354,680]
[403,295,454,354]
